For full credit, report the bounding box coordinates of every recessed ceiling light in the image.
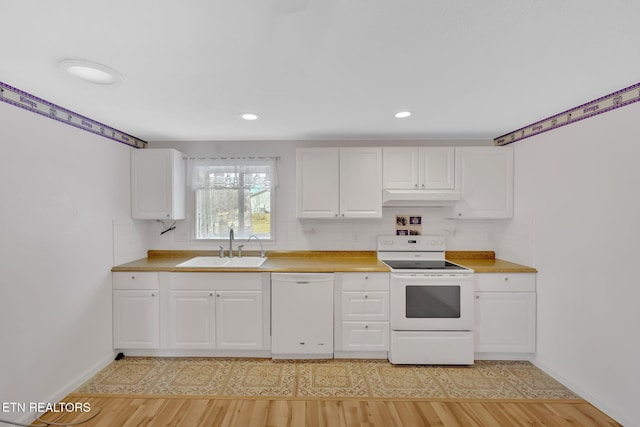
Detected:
[241,113,259,121]
[59,59,122,85]
[394,111,412,119]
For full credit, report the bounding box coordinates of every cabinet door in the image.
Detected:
[113,290,159,349]
[215,291,263,350]
[475,292,536,353]
[339,147,382,218]
[382,147,419,189]
[131,149,186,220]
[168,291,215,349]
[419,147,455,189]
[296,148,339,218]
[455,147,513,218]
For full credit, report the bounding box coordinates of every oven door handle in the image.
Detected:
[392,274,473,281]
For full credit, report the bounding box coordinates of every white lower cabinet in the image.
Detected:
[474,273,536,357]
[215,290,263,350]
[113,273,160,349]
[113,272,270,355]
[168,291,215,349]
[334,272,390,358]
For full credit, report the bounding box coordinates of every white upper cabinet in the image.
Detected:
[382,147,419,189]
[296,147,382,218]
[454,146,514,219]
[131,148,186,220]
[296,148,340,218]
[339,148,383,218]
[383,147,455,190]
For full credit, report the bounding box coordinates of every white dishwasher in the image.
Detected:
[271,273,334,359]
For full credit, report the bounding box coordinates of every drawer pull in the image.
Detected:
[364,294,369,299]
[364,324,369,329]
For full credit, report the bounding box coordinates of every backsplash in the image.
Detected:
[141,206,512,253]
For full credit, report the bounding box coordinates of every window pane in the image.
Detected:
[194,166,272,239]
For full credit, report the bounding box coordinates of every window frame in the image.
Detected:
[189,158,276,242]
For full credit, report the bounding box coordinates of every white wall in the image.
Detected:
[0,102,147,423]
[149,139,504,252]
[501,104,640,426]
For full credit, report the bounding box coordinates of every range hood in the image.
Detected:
[382,189,460,207]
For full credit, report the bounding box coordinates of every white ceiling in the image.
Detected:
[2,1,640,143]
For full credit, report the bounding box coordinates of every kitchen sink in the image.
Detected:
[225,257,268,267]
[176,256,267,268]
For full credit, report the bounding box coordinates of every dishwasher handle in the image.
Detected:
[271,273,334,283]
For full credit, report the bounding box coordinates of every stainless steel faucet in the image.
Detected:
[247,235,265,258]
[228,228,234,258]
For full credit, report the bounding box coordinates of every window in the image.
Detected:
[191,158,276,240]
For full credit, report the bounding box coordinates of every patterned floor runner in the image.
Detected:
[76,357,580,399]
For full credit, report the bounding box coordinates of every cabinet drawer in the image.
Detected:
[113,272,158,290]
[341,322,389,351]
[341,273,389,291]
[342,291,389,320]
[475,273,536,292]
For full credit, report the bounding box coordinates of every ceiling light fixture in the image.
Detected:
[241,113,259,121]
[59,59,122,85]
[394,111,412,119]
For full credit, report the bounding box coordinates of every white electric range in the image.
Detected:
[377,235,475,365]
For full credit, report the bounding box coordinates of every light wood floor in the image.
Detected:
[34,394,621,427]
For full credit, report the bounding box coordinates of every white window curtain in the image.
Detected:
[189,157,277,240]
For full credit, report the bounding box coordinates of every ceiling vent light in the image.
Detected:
[241,113,259,121]
[59,59,122,85]
[394,111,412,119]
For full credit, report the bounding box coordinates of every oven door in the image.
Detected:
[390,273,474,331]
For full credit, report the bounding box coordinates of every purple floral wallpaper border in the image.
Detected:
[0,81,147,149]
[495,82,640,146]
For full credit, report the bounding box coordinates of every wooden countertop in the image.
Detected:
[447,251,538,273]
[112,250,536,274]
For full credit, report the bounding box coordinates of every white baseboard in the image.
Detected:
[532,358,634,427]
[12,351,117,425]
[474,352,534,361]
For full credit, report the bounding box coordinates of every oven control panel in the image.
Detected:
[377,235,446,251]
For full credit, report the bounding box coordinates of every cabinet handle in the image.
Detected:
[364,324,369,329]
[414,184,418,188]
[341,213,345,217]
[151,293,156,297]
[364,275,369,280]
[216,293,220,297]
[209,293,214,297]
[364,294,369,299]
[504,276,509,281]
[131,275,136,280]
[475,295,479,299]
